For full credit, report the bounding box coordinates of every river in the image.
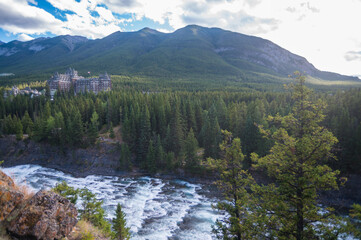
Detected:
[2,164,222,240]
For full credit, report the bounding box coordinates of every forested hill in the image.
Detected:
[0,25,358,83]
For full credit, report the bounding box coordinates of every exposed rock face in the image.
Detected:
[0,171,78,240]
[1,136,122,178]
[0,171,24,222]
[0,170,15,188]
[0,187,24,222]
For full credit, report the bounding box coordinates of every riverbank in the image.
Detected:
[0,136,215,185]
[1,135,360,208]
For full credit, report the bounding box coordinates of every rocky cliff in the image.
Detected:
[0,136,123,177]
[0,170,78,240]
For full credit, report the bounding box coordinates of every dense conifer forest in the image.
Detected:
[0,75,360,176]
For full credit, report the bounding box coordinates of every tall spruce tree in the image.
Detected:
[208,130,264,240]
[119,143,132,170]
[14,116,23,140]
[146,139,156,172]
[71,109,84,147]
[169,102,184,156]
[252,72,343,239]
[184,128,200,169]
[154,134,165,169]
[88,111,99,144]
[138,106,151,162]
[112,203,130,240]
[21,110,33,135]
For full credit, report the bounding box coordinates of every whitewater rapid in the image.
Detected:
[1,164,222,240]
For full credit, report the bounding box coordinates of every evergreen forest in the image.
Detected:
[1,73,361,239]
[0,75,360,175]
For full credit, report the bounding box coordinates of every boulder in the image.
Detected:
[5,190,78,240]
[0,186,24,221]
[0,170,15,188]
[0,170,24,221]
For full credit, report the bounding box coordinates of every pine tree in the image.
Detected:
[154,135,165,169]
[165,151,175,171]
[43,101,51,119]
[15,116,23,140]
[45,83,51,99]
[208,130,264,239]
[138,106,151,161]
[21,110,33,135]
[54,112,66,146]
[163,124,172,152]
[112,203,130,240]
[45,116,55,143]
[3,115,14,134]
[169,102,184,156]
[79,188,112,235]
[215,97,228,129]
[185,100,197,132]
[88,111,99,144]
[184,128,200,169]
[71,110,84,147]
[251,72,343,239]
[146,140,156,172]
[119,143,132,170]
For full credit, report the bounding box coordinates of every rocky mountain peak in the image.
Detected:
[60,35,88,52]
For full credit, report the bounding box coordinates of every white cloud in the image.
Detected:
[18,33,34,41]
[345,51,361,61]
[27,0,37,5]
[0,0,65,35]
[103,0,280,34]
[0,0,122,39]
[253,0,361,76]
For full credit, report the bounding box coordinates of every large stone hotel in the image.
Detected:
[47,68,111,95]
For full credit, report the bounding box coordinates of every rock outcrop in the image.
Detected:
[0,171,24,222]
[0,171,15,188]
[0,136,122,178]
[0,170,78,240]
[0,187,24,222]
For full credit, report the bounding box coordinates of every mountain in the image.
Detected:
[0,25,358,82]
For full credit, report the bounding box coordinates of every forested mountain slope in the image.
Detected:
[0,25,358,83]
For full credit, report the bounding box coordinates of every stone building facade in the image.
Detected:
[47,68,111,95]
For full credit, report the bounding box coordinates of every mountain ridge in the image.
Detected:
[0,25,358,82]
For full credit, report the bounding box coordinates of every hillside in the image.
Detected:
[0,25,359,84]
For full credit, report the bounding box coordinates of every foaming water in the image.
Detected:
[2,164,221,240]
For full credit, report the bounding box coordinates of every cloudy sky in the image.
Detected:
[1,0,361,77]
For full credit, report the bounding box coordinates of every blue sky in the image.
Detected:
[0,0,361,77]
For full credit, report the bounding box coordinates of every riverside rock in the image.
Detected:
[0,170,78,240]
[6,190,78,240]
[0,170,15,188]
[0,171,24,221]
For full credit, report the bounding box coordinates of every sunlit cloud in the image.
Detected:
[0,0,64,35]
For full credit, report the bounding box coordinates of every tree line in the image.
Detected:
[0,85,360,174]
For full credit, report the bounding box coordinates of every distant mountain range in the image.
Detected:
[0,25,358,82]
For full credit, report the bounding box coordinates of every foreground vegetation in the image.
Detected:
[52,181,130,240]
[208,74,361,239]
